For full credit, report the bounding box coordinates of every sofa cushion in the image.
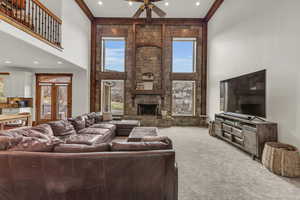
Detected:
[0,136,23,150]
[54,143,109,153]
[30,124,54,137]
[94,112,102,123]
[78,127,110,135]
[47,120,76,137]
[66,134,105,145]
[68,117,86,132]
[7,137,58,152]
[90,123,116,132]
[111,141,172,151]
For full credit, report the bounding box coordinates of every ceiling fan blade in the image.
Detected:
[133,5,145,18]
[150,4,166,17]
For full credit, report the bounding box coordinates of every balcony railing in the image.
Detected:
[0,0,62,49]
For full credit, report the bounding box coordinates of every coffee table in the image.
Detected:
[128,127,159,142]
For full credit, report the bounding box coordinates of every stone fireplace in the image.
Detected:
[138,104,159,116]
[135,95,161,116]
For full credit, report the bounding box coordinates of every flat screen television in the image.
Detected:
[220,70,266,118]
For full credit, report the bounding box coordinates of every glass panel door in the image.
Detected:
[56,85,69,120]
[40,85,52,121]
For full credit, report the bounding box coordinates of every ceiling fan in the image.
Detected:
[125,0,167,22]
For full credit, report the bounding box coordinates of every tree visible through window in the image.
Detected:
[172,81,195,116]
[102,38,125,72]
[102,80,124,115]
[172,38,197,73]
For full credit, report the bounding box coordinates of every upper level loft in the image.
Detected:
[0,0,62,49]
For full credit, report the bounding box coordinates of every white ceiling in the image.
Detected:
[84,0,215,18]
[0,31,79,70]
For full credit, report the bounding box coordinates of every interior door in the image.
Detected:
[36,74,72,124]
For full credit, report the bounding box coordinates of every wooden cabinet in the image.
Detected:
[214,114,278,160]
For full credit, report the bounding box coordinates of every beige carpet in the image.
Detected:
[160,127,300,200]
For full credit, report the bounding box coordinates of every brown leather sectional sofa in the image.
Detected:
[0,112,178,200]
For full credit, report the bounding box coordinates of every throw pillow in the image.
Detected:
[103,112,113,121]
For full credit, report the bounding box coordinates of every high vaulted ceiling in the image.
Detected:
[84,0,215,18]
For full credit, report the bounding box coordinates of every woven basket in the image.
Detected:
[262,142,300,177]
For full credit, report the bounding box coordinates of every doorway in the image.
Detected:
[36,74,72,124]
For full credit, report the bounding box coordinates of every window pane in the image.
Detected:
[172,40,195,73]
[103,39,125,72]
[41,85,52,120]
[102,80,124,115]
[57,85,68,120]
[172,81,195,116]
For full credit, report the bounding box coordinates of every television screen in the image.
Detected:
[220,70,266,118]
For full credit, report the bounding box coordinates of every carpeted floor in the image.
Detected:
[159,127,300,200]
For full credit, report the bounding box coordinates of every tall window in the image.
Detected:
[102,80,124,115]
[0,76,6,103]
[172,81,195,116]
[172,38,197,73]
[102,37,125,72]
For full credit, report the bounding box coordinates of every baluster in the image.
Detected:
[31,1,34,30]
[41,9,44,36]
[27,0,30,27]
[44,11,47,38]
[38,6,40,35]
[34,3,37,33]
[20,0,23,23]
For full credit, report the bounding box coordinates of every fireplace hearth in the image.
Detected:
[138,104,159,116]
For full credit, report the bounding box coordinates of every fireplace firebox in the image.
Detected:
[138,104,159,116]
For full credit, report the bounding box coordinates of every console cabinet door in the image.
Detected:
[243,129,258,156]
[214,121,223,137]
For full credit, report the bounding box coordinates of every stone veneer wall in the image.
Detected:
[93,23,207,126]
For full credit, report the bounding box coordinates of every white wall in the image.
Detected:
[60,0,91,70]
[207,0,300,148]
[38,0,62,17]
[0,0,91,70]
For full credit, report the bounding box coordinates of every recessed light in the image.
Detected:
[4,61,12,64]
[57,61,63,65]
[33,61,39,64]
[98,1,103,5]
[196,2,200,6]
[128,1,133,6]
[164,2,169,6]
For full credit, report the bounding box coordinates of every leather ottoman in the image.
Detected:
[109,120,140,136]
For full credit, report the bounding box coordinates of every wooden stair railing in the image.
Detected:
[0,0,62,49]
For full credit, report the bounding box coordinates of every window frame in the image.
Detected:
[101,80,125,116]
[101,37,126,72]
[171,80,196,117]
[172,37,197,73]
